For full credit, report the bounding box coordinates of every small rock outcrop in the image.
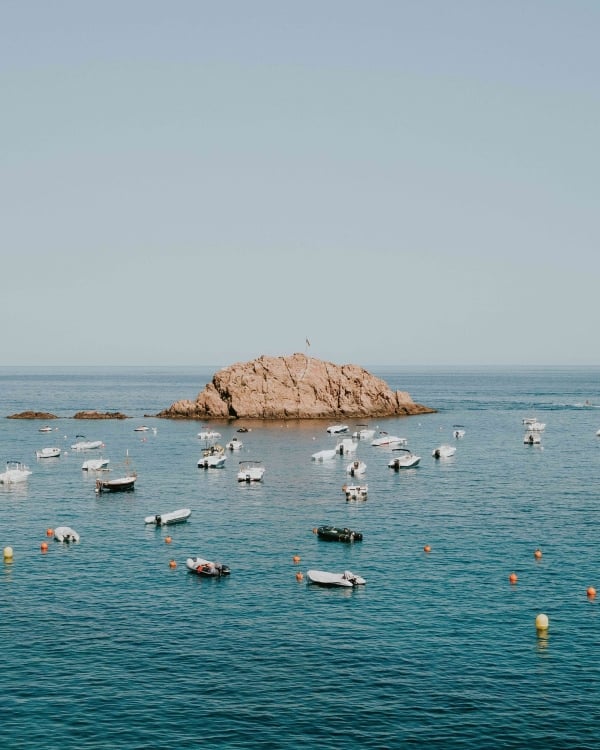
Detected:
[156,354,435,420]
[73,411,129,420]
[7,411,58,420]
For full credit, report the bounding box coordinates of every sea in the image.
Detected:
[1,365,599,749]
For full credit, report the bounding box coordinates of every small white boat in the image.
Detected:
[145,508,191,526]
[225,437,243,451]
[306,569,366,587]
[36,447,61,459]
[596,429,600,437]
[388,447,421,470]
[82,457,110,471]
[197,429,222,440]
[346,459,366,477]
[326,424,348,434]
[371,433,407,447]
[71,439,104,451]
[522,417,546,431]
[134,425,149,432]
[0,460,32,484]
[352,424,376,440]
[335,438,357,455]
[311,448,337,461]
[432,445,456,459]
[453,425,466,438]
[343,484,368,501]
[198,453,227,469]
[54,526,80,543]
[38,425,53,432]
[524,431,542,445]
[186,556,230,577]
[237,460,265,482]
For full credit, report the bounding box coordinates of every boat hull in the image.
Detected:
[96,476,136,493]
[145,508,192,525]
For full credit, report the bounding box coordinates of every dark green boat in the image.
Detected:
[316,526,363,543]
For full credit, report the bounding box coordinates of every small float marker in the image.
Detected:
[509,572,518,584]
[587,586,596,599]
[534,548,542,560]
[292,555,301,564]
[535,613,549,631]
[423,544,431,553]
[3,546,14,563]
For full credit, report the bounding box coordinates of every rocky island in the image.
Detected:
[156,353,435,420]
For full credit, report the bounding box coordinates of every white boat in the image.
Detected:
[145,508,192,526]
[596,429,600,437]
[197,429,222,440]
[225,437,243,451]
[432,445,456,459]
[186,556,231,577]
[522,417,546,432]
[38,425,53,432]
[198,453,227,469]
[0,460,32,484]
[134,425,149,432]
[36,447,61,459]
[54,526,80,543]
[306,569,366,587]
[352,424,376,440]
[237,460,265,482]
[388,447,421,470]
[326,424,348,434]
[346,459,366,477]
[71,439,104,451]
[371,433,407,447]
[453,425,466,438]
[343,484,368,501]
[335,438,357,455]
[82,457,109,471]
[311,448,337,461]
[524,431,542,445]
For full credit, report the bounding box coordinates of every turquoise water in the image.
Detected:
[1,366,599,749]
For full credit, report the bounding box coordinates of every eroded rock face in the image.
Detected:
[156,354,435,420]
[7,411,58,420]
[73,411,129,419]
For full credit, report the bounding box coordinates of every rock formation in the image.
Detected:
[156,354,435,420]
[7,411,58,420]
[73,411,129,419]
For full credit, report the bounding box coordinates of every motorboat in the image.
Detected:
[311,448,336,461]
[225,437,243,451]
[326,424,348,434]
[346,459,366,477]
[95,474,136,493]
[0,460,32,484]
[237,460,265,482]
[82,457,109,471]
[134,425,149,432]
[596,429,600,437]
[186,556,230,577]
[71,439,104,451]
[335,438,357,455]
[453,425,466,438]
[343,484,368,501]
[522,417,546,432]
[35,447,61,459]
[388,447,421,470]
[198,452,227,469]
[144,508,192,526]
[306,569,366,587]
[54,526,80,543]
[316,526,363,543]
[524,431,542,445]
[371,433,407,447]
[38,425,53,432]
[432,445,456,459]
[352,424,376,440]
[197,429,222,440]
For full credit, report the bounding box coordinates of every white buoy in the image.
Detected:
[535,613,549,631]
[3,546,14,563]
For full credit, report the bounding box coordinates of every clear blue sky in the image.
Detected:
[2,1,599,367]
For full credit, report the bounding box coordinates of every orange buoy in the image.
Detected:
[509,572,518,584]
[40,542,48,552]
[292,555,301,564]
[587,586,596,598]
[534,548,542,560]
[46,528,54,537]
[168,559,177,569]
[295,571,304,581]
[423,544,431,553]
[165,536,172,544]
[312,528,318,534]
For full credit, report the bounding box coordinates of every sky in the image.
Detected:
[2,1,599,368]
